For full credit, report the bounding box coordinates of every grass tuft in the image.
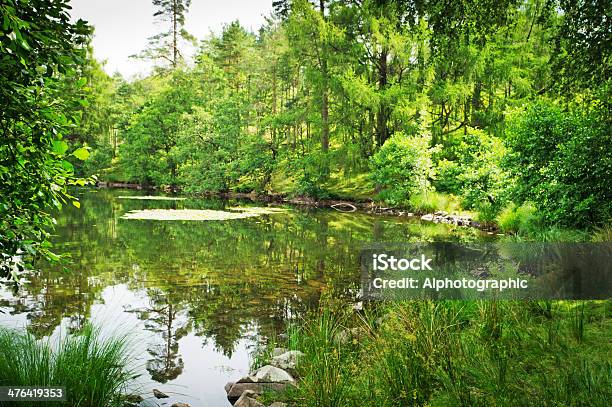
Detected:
[0,324,136,407]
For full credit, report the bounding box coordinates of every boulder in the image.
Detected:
[270,351,304,372]
[253,365,295,383]
[153,389,169,399]
[234,390,265,407]
[226,383,292,404]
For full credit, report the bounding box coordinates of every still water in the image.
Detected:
[0,189,485,406]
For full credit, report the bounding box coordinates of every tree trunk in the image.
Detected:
[376,48,389,146]
[172,0,178,66]
[319,0,329,153]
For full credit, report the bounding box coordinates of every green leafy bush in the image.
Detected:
[370,132,438,205]
[504,101,612,226]
[434,128,509,213]
[496,202,539,233]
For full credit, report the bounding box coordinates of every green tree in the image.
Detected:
[0,0,92,278]
[135,0,195,68]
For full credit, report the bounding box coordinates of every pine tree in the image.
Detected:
[135,0,195,68]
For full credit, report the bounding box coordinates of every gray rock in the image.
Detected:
[253,365,295,383]
[270,351,304,372]
[234,390,265,407]
[421,214,434,221]
[226,383,293,404]
[153,389,169,399]
[268,403,288,407]
[271,347,288,357]
[225,381,236,393]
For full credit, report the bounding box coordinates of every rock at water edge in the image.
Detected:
[253,365,295,383]
[234,390,265,407]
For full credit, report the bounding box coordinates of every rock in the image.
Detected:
[271,347,288,357]
[269,403,288,407]
[421,214,434,221]
[225,381,236,393]
[171,403,191,407]
[270,351,304,372]
[434,211,448,216]
[234,390,265,407]
[253,365,295,383]
[153,389,169,399]
[237,375,259,383]
[226,383,293,404]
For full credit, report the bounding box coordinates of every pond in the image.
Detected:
[0,189,487,406]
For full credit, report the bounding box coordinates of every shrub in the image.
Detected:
[504,101,612,227]
[496,202,539,233]
[434,128,509,212]
[370,132,438,205]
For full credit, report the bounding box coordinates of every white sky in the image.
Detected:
[69,0,274,79]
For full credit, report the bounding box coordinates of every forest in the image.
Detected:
[0,0,611,406]
[3,0,611,270]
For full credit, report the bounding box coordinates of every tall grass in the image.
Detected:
[289,308,353,407]
[408,191,461,214]
[496,202,539,233]
[0,324,136,407]
[271,300,611,406]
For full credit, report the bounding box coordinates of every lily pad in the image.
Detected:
[121,209,262,221]
[117,196,187,201]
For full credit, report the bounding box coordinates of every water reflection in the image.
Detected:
[0,189,483,405]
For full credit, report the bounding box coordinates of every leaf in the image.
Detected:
[52,140,69,155]
[76,77,87,87]
[61,160,74,172]
[72,201,81,208]
[72,147,90,160]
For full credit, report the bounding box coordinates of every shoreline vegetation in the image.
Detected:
[243,300,611,407]
[96,182,612,242]
[0,324,136,407]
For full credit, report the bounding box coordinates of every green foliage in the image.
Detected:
[57,0,609,235]
[0,324,136,406]
[274,300,612,406]
[408,191,461,214]
[0,0,92,278]
[434,129,509,212]
[504,101,612,226]
[288,308,354,407]
[370,132,437,205]
[496,202,540,234]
